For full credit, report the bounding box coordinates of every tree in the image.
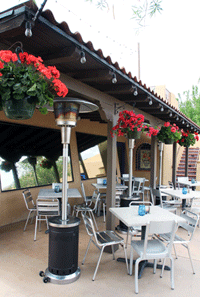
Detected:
[85,0,163,27]
[178,83,200,127]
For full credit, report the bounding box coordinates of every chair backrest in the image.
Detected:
[89,191,101,211]
[143,220,178,258]
[191,198,200,209]
[177,176,189,188]
[132,178,145,195]
[177,176,189,183]
[122,174,129,180]
[152,188,164,207]
[81,212,97,240]
[129,200,153,207]
[22,189,35,210]
[36,198,60,216]
[179,210,199,242]
[80,182,87,203]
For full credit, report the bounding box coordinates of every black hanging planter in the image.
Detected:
[2,96,36,120]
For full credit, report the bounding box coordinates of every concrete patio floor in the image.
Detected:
[0,212,200,297]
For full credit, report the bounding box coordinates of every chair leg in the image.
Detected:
[24,211,31,231]
[135,258,140,294]
[82,237,93,265]
[160,258,166,278]
[34,215,38,241]
[153,259,157,274]
[122,243,129,274]
[129,245,134,276]
[111,245,115,260]
[173,244,178,259]
[170,256,175,290]
[187,245,195,274]
[103,203,106,222]
[92,247,104,281]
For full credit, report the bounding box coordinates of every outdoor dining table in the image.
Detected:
[37,188,82,213]
[160,188,200,209]
[91,183,128,216]
[177,180,200,188]
[109,205,186,278]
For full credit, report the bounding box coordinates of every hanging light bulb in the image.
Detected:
[25,21,32,37]
[160,106,164,112]
[80,51,86,64]
[112,73,117,84]
[148,96,152,105]
[132,86,138,96]
[169,112,173,117]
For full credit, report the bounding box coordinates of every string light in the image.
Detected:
[80,51,86,64]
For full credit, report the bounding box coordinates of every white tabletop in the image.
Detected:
[38,188,82,199]
[177,181,200,187]
[160,189,200,200]
[109,206,185,228]
[91,183,127,191]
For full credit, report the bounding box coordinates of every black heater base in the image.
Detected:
[40,216,81,284]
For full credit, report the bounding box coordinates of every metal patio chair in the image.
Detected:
[129,220,178,294]
[157,209,199,274]
[72,190,101,230]
[22,188,37,231]
[81,213,129,281]
[34,198,60,241]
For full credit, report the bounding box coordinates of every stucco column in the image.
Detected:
[106,120,117,231]
[150,136,157,190]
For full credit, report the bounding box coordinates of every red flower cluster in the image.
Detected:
[111,110,159,138]
[177,130,199,147]
[0,50,68,97]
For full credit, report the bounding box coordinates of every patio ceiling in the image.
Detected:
[0,1,200,133]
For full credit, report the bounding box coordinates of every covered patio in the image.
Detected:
[1,214,200,296]
[0,2,200,295]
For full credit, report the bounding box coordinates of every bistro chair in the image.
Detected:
[129,220,178,294]
[132,178,146,200]
[190,199,200,227]
[152,188,178,214]
[81,182,93,206]
[126,201,153,246]
[81,213,129,281]
[22,188,37,231]
[156,210,199,274]
[72,190,101,230]
[102,187,126,222]
[34,198,60,241]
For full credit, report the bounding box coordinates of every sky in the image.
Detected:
[1,0,200,98]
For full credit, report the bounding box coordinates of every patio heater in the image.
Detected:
[119,138,140,232]
[40,98,99,284]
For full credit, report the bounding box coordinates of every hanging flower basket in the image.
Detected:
[111,110,159,139]
[3,96,36,120]
[128,130,141,139]
[0,49,68,120]
[164,138,175,145]
[0,160,12,172]
[178,130,199,147]
[40,158,53,169]
[157,122,181,144]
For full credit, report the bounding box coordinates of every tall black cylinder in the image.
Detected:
[48,216,80,276]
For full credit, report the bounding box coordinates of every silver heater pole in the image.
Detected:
[158,142,164,187]
[61,126,71,222]
[128,139,135,198]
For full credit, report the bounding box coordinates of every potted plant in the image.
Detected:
[157,122,181,144]
[178,130,199,147]
[40,158,53,169]
[0,50,68,120]
[111,110,159,139]
[0,160,12,172]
